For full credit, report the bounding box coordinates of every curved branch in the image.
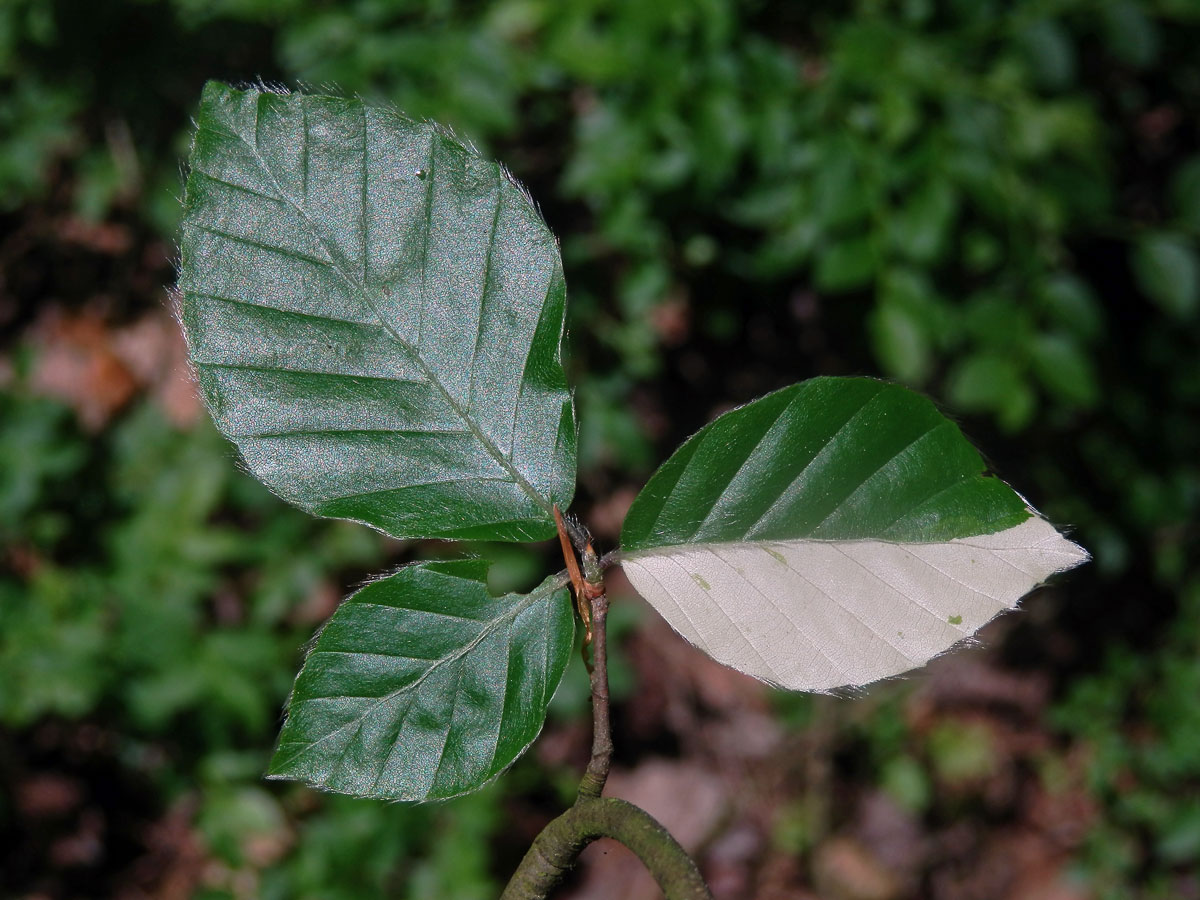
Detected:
[499,797,712,900]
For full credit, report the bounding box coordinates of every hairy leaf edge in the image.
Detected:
[265,560,575,802]
[176,81,579,543]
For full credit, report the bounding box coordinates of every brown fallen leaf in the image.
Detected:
[29,306,202,430]
[111,309,202,427]
[813,836,901,900]
[30,307,138,430]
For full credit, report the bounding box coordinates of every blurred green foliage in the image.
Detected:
[0,384,522,898]
[1053,580,1200,898]
[2,0,1200,896]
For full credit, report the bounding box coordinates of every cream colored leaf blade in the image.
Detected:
[621,516,1088,692]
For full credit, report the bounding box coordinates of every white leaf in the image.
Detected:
[621,516,1088,692]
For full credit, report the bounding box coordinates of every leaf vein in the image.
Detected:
[428,663,467,793]
[276,583,552,773]
[660,554,779,681]
[191,168,286,204]
[486,621,516,776]
[743,382,888,539]
[707,546,844,676]
[344,602,488,624]
[808,420,946,533]
[209,105,554,517]
[417,126,436,349]
[195,359,425,386]
[826,543,951,627]
[777,552,917,664]
[507,267,557,464]
[186,223,332,269]
[308,649,443,663]
[892,544,1006,601]
[466,170,504,416]
[318,476,518,506]
[687,390,801,541]
[240,427,472,440]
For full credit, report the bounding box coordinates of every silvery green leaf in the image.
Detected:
[179,83,575,542]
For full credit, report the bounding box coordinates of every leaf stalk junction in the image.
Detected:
[500,511,713,899]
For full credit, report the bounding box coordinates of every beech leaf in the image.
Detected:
[620,377,1087,692]
[269,560,574,801]
[179,83,576,542]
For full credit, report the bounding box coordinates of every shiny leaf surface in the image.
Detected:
[269,560,574,801]
[179,83,575,542]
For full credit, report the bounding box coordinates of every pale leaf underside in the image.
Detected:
[622,517,1087,692]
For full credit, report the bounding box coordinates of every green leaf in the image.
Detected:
[1028,333,1100,409]
[179,83,575,542]
[1170,155,1200,232]
[1038,273,1104,343]
[815,235,877,292]
[870,299,930,384]
[269,559,574,801]
[619,377,1086,691]
[622,377,1029,550]
[888,181,956,264]
[1101,0,1159,69]
[947,352,1037,432]
[1020,20,1077,91]
[1132,232,1199,320]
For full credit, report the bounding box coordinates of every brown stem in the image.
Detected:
[501,543,712,900]
[554,506,591,645]
[499,797,712,900]
[577,585,612,800]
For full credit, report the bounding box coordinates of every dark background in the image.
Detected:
[1,1,1198,898]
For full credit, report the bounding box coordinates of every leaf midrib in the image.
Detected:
[197,107,554,518]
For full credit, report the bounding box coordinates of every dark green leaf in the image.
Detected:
[1020,20,1076,90]
[1029,334,1100,409]
[269,559,574,801]
[179,83,575,542]
[947,353,1036,432]
[812,144,872,230]
[815,235,877,291]
[1101,1,1159,69]
[1038,274,1104,343]
[621,377,1030,552]
[889,181,956,264]
[1170,155,1200,231]
[870,300,930,384]
[1132,232,1199,320]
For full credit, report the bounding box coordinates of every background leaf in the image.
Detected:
[179,83,576,542]
[947,352,1037,432]
[1132,232,1200,320]
[269,560,574,801]
[1028,333,1100,409]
